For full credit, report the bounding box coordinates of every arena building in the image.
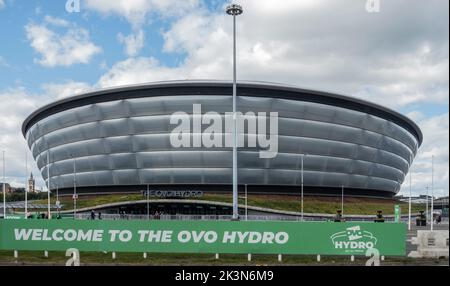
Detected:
[22,81,422,201]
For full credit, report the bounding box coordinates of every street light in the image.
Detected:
[426,186,429,224]
[25,150,28,219]
[408,165,412,230]
[299,153,309,221]
[72,155,77,219]
[147,184,150,220]
[2,150,5,219]
[431,155,434,231]
[47,151,51,219]
[226,3,243,221]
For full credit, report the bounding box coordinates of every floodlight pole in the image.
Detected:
[408,165,412,230]
[2,151,5,219]
[341,185,344,217]
[226,4,243,221]
[73,156,77,219]
[426,186,429,224]
[245,184,248,221]
[431,155,434,231]
[301,154,304,221]
[147,184,150,220]
[47,151,51,219]
[25,150,28,219]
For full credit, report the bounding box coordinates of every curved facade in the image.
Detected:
[22,81,422,198]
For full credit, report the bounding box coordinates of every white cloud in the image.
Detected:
[98,57,186,87]
[399,113,449,197]
[84,0,200,28]
[99,0,449,110]
[0,81,92,189]
[44,15,70,27]
[41,81,92,100]
[25,17,102,67]
[0,88,47,189]
[96,0,448,197]
[0,0,5,9]
[85,0,201,56]
[117,30,145,57]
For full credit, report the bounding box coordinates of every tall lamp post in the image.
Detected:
[408,165,412,230]
[426,186,429,224]
[147,184,150,220]
[73,156,77,219]
[47,151,51,219]
[300,153,307,221]
[2,151,5,219]
[25,150,28,219]
[226,3,243,221]
[431,155,434,231]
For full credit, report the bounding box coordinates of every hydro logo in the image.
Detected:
[331,226,378,254]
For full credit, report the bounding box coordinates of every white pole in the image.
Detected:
[426,186,429,224]
[56,184,59,217]
[245,184,248,221]
[147,184,150,220]
[231,12,238,221]
[431,155,434,231]
[341,185,344,217]
[408,165,412,230]
[226,4,243,221]
[301,154,304,221]
[25,150,28,219]
[47,151,51,219]
[73,156,77,219]
[2,150,5,219]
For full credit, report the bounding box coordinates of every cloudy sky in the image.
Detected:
[0,0,448,197]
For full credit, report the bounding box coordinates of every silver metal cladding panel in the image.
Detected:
[25,91,420,195]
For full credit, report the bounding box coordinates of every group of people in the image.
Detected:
[153,211,164,220]
[25,211,62,219]
[89,210,102,220]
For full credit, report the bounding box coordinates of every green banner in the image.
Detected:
[0,220,406,256]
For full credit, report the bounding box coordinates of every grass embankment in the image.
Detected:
[31,193,426,215]
[0,250,446,266]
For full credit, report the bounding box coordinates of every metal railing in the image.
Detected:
[73,213,404,222]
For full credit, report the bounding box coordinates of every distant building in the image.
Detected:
[396,194,433,204]
[28,173,36,193]
[0,182,13,193]
[13,187,26,193]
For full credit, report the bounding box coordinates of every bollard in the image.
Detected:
[278,254,282,262]
[247,254,252,262]
[350,255,355,262]
[112,252,116,260]
[14,250,18,259]
[317,254,321,262]
[215,253,219,260]
[143,253,147,259]
[44,251,48,258]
